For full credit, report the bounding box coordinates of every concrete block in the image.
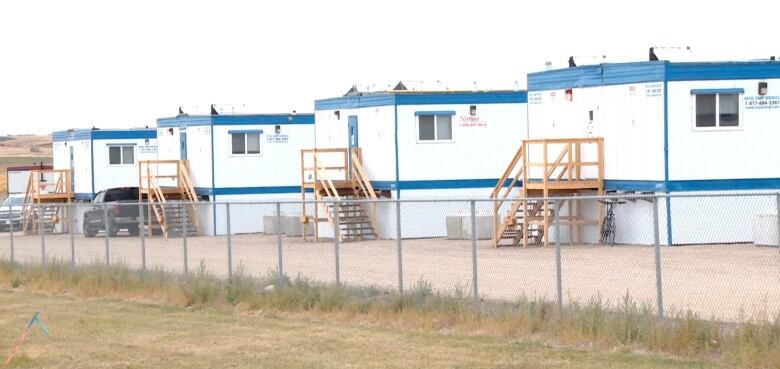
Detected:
[446,216,464,239]
[263,213,285,235]
[462,215,493,240]
[753,213,779,246]
[284,215,313,237]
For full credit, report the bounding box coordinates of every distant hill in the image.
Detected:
[0,134,52,157]
[0,135,52,197]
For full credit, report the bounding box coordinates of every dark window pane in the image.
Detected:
[719,93,739,127]
[418,116,435,140]
[231,134,245,154]
[122,146,134,164]
[109,146,121,164]
[436,115,452,140]
[695,94,716,127]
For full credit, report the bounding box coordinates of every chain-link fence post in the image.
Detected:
[139,203,146,273]
[103,204,110,264]
[554,200,563,313]
[470,200,479,305]
[276,202,283,289]
[7,205,14,266]
[39,205,46,267]
[70,204,76,272]
[396,200,403,297]
[653,196,665,319]
[226,203,232,280]
[182,202,188,275]
[333,200,341,286]
[776,193,780,260]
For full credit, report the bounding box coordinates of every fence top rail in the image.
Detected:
[35,190,780,208]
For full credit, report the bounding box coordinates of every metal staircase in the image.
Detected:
[491,138,604,247]
[139,160,200,238]
[300,148,379,242]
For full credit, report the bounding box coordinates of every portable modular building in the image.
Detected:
[313,90,528,238]
[526,60,780,245]
[155,113,315,235]
[6,164,53,196]
[52,128,158,201]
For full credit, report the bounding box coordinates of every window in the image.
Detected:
[108,145,135,165]
[417,114,453,142]
[230,132,262,155]
[694,93,741,128]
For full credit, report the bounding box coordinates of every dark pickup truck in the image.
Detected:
[83,187,143,237]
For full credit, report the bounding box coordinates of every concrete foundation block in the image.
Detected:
[446,216,464,239]
[284,215,313,237]
[263,213,285,235]
[462,215,493,240]
[753,213,779,246]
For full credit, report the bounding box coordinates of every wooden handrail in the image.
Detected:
[491,144,524,199]
[350,149,379,234]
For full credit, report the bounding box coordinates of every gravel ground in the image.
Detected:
[1,231,778,322]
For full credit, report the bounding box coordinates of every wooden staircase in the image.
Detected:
[21,170,73,234]
[491,138,604,248]
[139,160,200,238]
[300,148,379,242]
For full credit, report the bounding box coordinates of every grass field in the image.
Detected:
[0,289,720,369]
[0,261,777,368]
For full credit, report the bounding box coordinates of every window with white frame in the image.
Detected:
[108,145,135,165]
[694,92,741,128]
[230,132,262,155]
[417,114,453,142]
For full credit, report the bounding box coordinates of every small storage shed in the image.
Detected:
[6,164,53,196]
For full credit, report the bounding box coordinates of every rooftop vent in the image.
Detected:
[344,85,360,96]
[393,81,408,91]
[649,47,659,61]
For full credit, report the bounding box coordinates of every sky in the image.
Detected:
[0,0,776,135]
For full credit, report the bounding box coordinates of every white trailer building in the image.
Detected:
[52,128,158,201]
[155,113,315,235]
[312,90,528,239]
[526,60,780,245]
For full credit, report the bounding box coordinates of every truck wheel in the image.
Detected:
[128,225,140,236]
[83,222,96,237]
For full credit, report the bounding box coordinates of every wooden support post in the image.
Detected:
[313,150,319,242]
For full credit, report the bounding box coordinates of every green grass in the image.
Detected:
[0,260,777,368]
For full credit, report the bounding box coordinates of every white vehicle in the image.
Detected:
[0,194,24,232]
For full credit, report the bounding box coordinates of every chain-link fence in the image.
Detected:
[1,193,779,322]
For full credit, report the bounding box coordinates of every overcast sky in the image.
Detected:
[0,0,776,135]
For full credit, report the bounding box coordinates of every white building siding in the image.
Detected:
[667,78,780,181]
